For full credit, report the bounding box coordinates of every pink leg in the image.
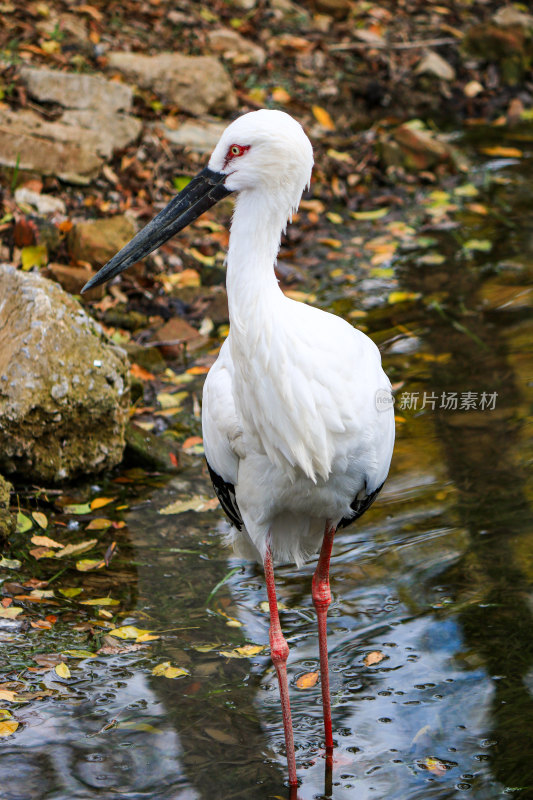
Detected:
[312,520,336,754]
[264,542,297,787]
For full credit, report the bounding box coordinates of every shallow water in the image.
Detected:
[1,126,532,800]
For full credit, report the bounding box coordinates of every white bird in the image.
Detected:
[83,109,395,788]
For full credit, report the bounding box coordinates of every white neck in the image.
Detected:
[226,189,290,335]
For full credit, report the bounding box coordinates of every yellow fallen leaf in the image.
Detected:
[30,535,63,549]
[62,650,96,659]
[59,587,83,598]
[0,608,23,619]
[29,547,55,560]
[157,391,188,409]
[135,632,160,642]
[85,518,112,530]
[41,39,60,54]
[159,268,200,289]
[80,597,119,606]
[159,496,219,515]
[55,539,97,559]
[284,290,317,303]
[317,237,342,249]
[108,626,156,642]
[186,247,216,267]
[351,207,390,221]
[236,644,264,656]
[259,601,287,613]
[90,497,115,510]
[363,650,386,666]
[21,244,47,271]
[152,662,189,679]
[425,757,447,776]
[31,511,48,529]
[219,644,264,658]
[75,558,104,572]
[0,691,17,702]
[388,291,421,305]
[296,671,319,689]
[327,148,352,163]
[54,663,71,679]
[0,719,18,737]
[312,105,335,131]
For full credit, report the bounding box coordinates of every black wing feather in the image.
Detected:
[206,460,243,531]
[337,481,384,530]
[207,460,382,534]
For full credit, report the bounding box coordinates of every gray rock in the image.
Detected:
[14,187,66,216]
[108,51,237,115]
[68,215,137,267]
[20,66,133,112]
[492,6,533,28]
[60,109,142,158]
[0,107,102,184]
[208,28,265,66]
[415,50,456,81]
[153,119,226,153]
[0,265,130,483]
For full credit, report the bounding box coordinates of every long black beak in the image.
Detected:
[81,167,231,293]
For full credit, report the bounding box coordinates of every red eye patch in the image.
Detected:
[224,144,250,168]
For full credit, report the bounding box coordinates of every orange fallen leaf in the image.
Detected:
[480,146,522,158]
[276,34,312,52]
[90,497,115,510]
[296,671,319,689]
[312,105,335,131]
[271,86,291,104]
[29,547,55,560]
[30,535,63,549]
[0,720,18,737]
[130,363,155,381]
[182,436,203,449]
[186,365,210,375]
[31,620,53,630]
[364,650,386,666]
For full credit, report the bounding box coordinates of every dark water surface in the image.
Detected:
[1,128,532,800]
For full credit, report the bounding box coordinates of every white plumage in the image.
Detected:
[201,110,395,567]
[82,108,396,787]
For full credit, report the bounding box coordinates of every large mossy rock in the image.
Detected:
[0,474,15,540]
[0,265,130,483]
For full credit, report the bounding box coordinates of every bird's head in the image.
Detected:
[209,109,313,210]
[81,110,313,293]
